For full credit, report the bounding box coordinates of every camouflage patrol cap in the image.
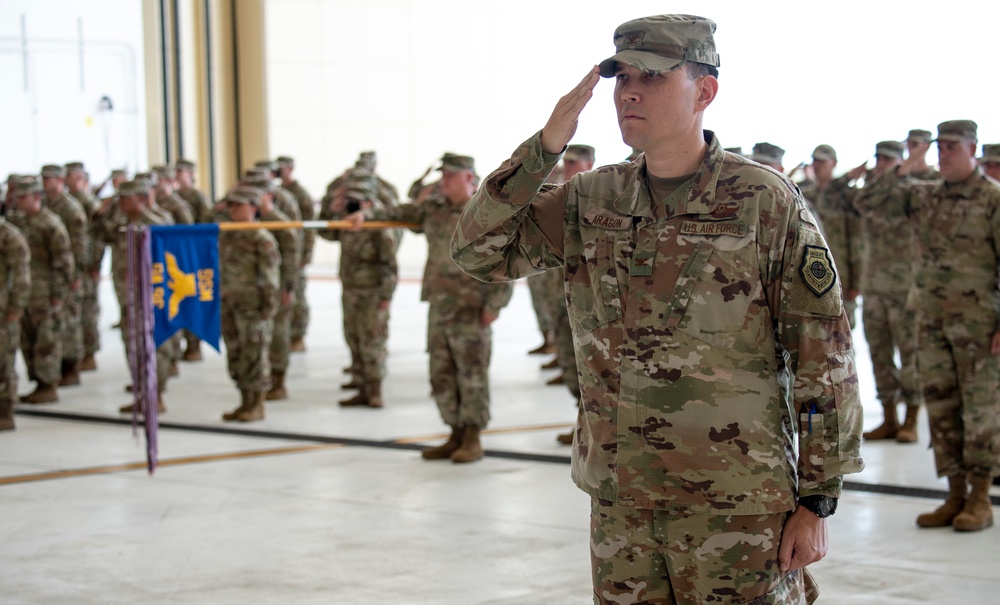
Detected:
[111,168,128,178]
[276,156,294,168]
[724,147,743,156]
[812,144,837,162]
[439,153,475,173]
[242,170,275,192]
[980,144,1000,165]
[117,179,149,197]
[906,129,933,144]
[65,161,85,174]
[134,171,158,187]
[565,144,596,162]
[750,142,785,165]
[10,176,42,197]
[874,140,905,159]
[175,158,196,171]
[41,164,66,178]
[935,120,978,143]
[224,185,263,207]
[254,159,278,173]
[153,164,176,180]
[599,14,719,78]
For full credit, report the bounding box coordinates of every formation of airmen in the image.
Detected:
[2,126,999,507]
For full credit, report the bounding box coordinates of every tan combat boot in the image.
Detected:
[528,333,555,355]
[953,475,995,532]
[863,402,899,440]
[421,425,463,460]
[59,360,81,387]
[451,425,484,463]
[541,356,560,370]
[222,390,251,421]
[79,354,97,372]
[546,373,566,386]
[182,342,203,362]
[917,475,968,527]
[266,371,288,401]
[20,382,58,405]
[289,338,306,353]
[366,381,384,408]
[339,384,368,407]
[119,393,166,415]
[556,429,574,445]
[896,406,919,443]
[234,391,266,422]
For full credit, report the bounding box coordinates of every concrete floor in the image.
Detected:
[1,274,998,604]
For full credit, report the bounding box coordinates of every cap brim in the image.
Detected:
[812,153,835,162]
[933,135,974,143]
[598,51,684,78]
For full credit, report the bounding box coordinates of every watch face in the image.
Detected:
[803,496,837,517]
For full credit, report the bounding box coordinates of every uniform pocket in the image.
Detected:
[567,232,622,335]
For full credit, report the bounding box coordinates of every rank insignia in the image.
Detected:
[799,245,836,297]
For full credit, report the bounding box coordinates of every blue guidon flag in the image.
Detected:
[149,224,221,350]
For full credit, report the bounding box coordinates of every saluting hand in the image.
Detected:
[540,67,600,155]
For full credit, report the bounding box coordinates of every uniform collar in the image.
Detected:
[935,168,983,199]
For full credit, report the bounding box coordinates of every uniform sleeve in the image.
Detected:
[765,195,865,498]
[294,185,316,266]
[450,131,568,283]
[371,202,428,234]
[316,194,342,242]
[258,236,281,320]
[6,228,31,311]
[50,221,75,301]
[276,228,301,294]
[375,229,398,303]
[65,204,88,275]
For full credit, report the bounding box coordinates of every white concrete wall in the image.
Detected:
[0,0,147,187]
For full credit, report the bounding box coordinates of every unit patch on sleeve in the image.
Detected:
[799,245,836,297]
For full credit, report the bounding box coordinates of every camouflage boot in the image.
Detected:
[59,360,81,387]
[339,383,369,407]
[421,425,463,460]
[895,406,919,443]
[540,356,560,370]
[917,475,968,527]
[266,371,288,401]
[119,392,166,415]
[234,391,266,422]
[528,333,555,355]
[953,475,995,532]
[20,382,58,405]
[79,354,98,372]
[451,425,484,463]
[366,381,384,408]
[222,389,251,421]
[862,402,899,440]
[556,429,574,445]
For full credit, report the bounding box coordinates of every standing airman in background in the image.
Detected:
[0,193,30,430]
[8,177,73,405]
[276,156,315,354]
[980,144,1000,182]
[799,144,862,329]
[348,153,512,462]
[65,162,103,372]
[899,129,940,181]
[853,140,924,443]
[39,165,87,388]
[174,159,213,224]
[909,120,1000,533]
[319,177,398,408]
[218,186,280,422]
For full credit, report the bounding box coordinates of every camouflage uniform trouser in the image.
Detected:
[1,320,21,417]
[20,299,62,385]
[222,306,273,392]
[82,273,100,357]
[342,288,389,383]
[428,304,492,429]
[121,325,177,388]
[61,285,84,363]
[548,267,580,400]
[291,268,309,342]
[269,300,293,374]
[844,297,858,331]
[527,272,555,339]
[862,292,922,408]
[917,313,1000,478]
[113,270,126,319]
[590,499,818,605]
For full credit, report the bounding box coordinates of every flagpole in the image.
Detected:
[217,220,416,231]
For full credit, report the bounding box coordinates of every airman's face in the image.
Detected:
[983,161,1000,181]
[873,154,901,177]
[228,202,257,222]
[811,158,835,182]
[937,140,977,183]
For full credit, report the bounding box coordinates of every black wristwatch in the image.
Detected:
[798,495,838,518]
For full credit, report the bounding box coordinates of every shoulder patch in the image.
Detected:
[799,245,836,297]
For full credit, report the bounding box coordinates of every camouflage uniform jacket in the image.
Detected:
[905,170,1000,326]
[800,175,862,294]
[451,131,864,513]
[260,207,302,294]
[43,191,88,278]
[852,169,916,296]
[71,189,105,272]
[177,186,213,224]
[282,180,316,265]
[93,208,170,278]
[219,226,281,320]
[0,218,30,315]
[8,208,73,302]
[274,187,302,223]
[374,196,512,320]
[156,193,194,225]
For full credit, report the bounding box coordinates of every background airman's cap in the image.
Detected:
[724,147,743,156]
[276,156,295,167]
[134,171,158,187]
[875,141,905,159]
[224,185,263,207]
[175,158,196,171]
[750,142,785,165]
[344,184,374,203]
[599,14,719,78]
[812,144,837,162]
[11,176,42,197]
[906,129,932,144]
[64,162,85,173]
[979,144,1000,165]
[243,170,275,192]
[564,144,596,162]
[254,160,278,173]
[118,179,149,197]
[935,120,978,143]
[41,164,66,178]
[111,168,128,178]
[153,165,176,180]
[439,153,475,173]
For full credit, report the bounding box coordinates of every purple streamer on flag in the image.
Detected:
[126,225,159,474]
